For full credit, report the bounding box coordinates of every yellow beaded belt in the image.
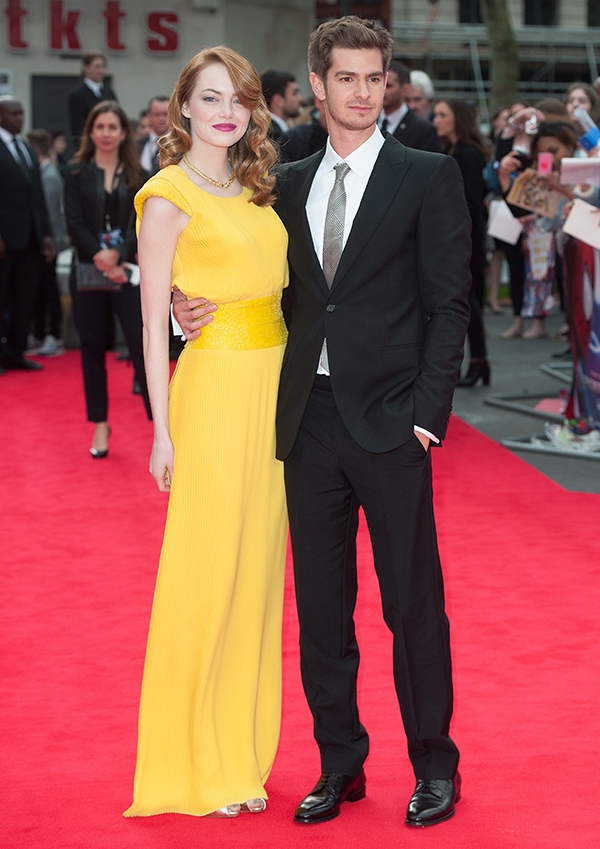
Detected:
[186,292,287,351]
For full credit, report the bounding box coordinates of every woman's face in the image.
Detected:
[432,101,456,142]
[492,108,510,135]
[90,111,126,155]
[565,87,592,118]
[182,63,251,152]
[53,135,67,155]
[535,135,575,171]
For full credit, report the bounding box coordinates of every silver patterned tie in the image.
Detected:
[322,161,350,287]
[319,161,350,373]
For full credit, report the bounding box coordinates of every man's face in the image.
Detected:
[383,70,403,113]
[311,47,386,134]
[148,100,170,137]
[282,81,302,120]
[85,58,106,84]
[404,85,431,119]
[0,100,24,135]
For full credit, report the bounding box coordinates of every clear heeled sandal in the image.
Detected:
[240,798,267,813]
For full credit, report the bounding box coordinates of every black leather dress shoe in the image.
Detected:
[3,355,43,371]
[294,771,366,824]
[405,772,461,827]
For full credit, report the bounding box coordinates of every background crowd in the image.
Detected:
[2,47,600,413]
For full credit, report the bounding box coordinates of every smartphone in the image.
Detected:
[514,150,533,170]
[537,152,553,175]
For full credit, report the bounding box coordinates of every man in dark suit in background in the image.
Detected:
[379,60,441,152]
[139,96,170,177]
[173,16,470,827]
[260,69,303,148]
[68,51,117,148]
[0,97,55,372]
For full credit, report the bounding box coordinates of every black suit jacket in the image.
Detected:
[68,82,117,144]
[63,160,145,263]
[0,137,51,251]
[274,136,471,460]
[390,109,441,153]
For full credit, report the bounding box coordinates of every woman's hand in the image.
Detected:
[546,170,575,200]
[172,285,217,341]
[93,247,120,272]
[499,151,522,179]
[502,107,544,138]
[105,265,129,284]
[149,436,174,492]
[498,151,522,192]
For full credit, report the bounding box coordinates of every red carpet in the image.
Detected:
[2,352,599,848]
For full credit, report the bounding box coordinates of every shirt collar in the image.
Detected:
[0,125,16,145]
[380,103,409,128]
[84,77,103,97]
[270,113,289,134]
[324,126,385,178]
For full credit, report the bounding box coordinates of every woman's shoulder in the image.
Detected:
[64,159,89,176]
[454,141,482,158]
[135,165,193,219]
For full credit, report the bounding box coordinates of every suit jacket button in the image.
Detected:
[326,304,336,312]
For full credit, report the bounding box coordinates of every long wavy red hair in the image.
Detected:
[159,46,277,207]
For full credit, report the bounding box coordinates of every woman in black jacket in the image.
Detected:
[434,97,491,386]
[65,100,151,457]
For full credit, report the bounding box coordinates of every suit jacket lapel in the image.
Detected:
[332,138,410,289]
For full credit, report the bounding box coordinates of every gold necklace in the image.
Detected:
[182,154,236,188]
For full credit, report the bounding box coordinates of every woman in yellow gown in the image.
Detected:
[124,47,288,819]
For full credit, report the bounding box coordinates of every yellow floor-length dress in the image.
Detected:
[124,166,289,817]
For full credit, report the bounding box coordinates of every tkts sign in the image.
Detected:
[4,0,180,53]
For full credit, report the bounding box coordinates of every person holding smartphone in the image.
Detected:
[498,121,578,340]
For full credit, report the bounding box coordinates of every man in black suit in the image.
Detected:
[138,96,169,177]
[379,60,441,152]
[173,16,470,827]
[0,97,55,372]
[68,50,117,148]
[260,69,302,150]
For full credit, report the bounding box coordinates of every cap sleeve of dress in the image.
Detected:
[134,172,193,221]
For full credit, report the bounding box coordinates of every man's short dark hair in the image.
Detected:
[308,15,394,81]
[388,60,410,86]
[27,128,53,156]
[260,70,296,107]
[147,96,169,110]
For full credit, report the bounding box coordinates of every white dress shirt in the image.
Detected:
[140,133,159,172]
[270,113,289,135]
[83,77,104,98]
[0,125,34,168]
[305,125,438,443]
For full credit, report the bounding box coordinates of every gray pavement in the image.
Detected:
[452,306,600,494]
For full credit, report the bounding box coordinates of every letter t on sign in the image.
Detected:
[4,0,29,51]
[103,1,127,52]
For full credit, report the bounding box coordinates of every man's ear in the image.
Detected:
[270,92,284,113]
[309,72,326,103]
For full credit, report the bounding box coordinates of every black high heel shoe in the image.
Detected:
[456,359,490,387]
[90,426,111,459]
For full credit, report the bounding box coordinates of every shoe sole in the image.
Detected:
[293,784,366,824]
